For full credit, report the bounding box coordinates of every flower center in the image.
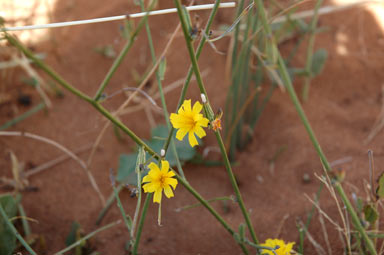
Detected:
[186,114,198,130]
[159,175,166,188]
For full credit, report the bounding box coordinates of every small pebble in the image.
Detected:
[302,173,311,184]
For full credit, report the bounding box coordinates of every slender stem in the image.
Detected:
[132,193,152,255]
[174,0,258,244]
[139,0,186,180]
[254,0,376,253]
[215,132,258,244]
[244,240,278,255]
[96,184,124,225]
[175,174,249,254]
[176,196,233,211]
[91,102,159,158]
[131,147,145,239]
[54,220,120,255]
[94,0,156,101]
[5,34,94,104]
[302,0,323,102]
[0,203,37,255]
[163,0,223,153]
[173,0,208,97]
[0,102,45,131]
[113,184,132,233]
[18,204,31,237]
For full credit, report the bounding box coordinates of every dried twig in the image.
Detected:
[0,131,106,206]
[86,22,181,167]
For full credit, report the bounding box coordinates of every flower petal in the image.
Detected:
[183,99,192,113]
[143,183,156,193]
[148,162,159,172]
[188,131,198,147]
[194,126,206,138]
[165,177,178,189]
[164,185,174,198]
[147,163,160,179]
[161,160,169,174]
[177,106,185,115]
[153,188,162,203]
[166,170,175,178]
[170,113,186,129]
[192,101,203,113]
[198,117,209,127]
[175,128,188,141]
[142,174,152,184]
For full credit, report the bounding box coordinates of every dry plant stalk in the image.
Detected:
[0,131,106,206]
[86,23,182,167]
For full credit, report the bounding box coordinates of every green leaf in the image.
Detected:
[0,194,19,255]
[233,232,241,244]
[376,172,384,199]
[116,146,149,186]
[311,48,328,76]
[364,204,378,225]
[356,197,364,213]
[266,41,278,66]
[116,154,146,185]
[151,125,196,164]
[158,58,167,81]
[65,221,81,247]
[238,223,245,242]
[116,124,197,185]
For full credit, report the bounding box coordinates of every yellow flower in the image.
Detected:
[142,160,178,204]
[260,239,295,255]
[170,99,209,147]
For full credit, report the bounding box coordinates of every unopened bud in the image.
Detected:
[200,93,207,103]
[161,149,166,157]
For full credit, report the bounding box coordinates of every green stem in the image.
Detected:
[113,184,132,233]
[132,193,151,255]
[173,0,208,97]
[244,239,278,255]
[175,175,249,254]
[18,204,31,237]
[139,0,186,180]
[131,147,145,239]
[302,0,323,102]
[176,196,233,211]
[54,220,120,255]
[96,184,124,225]
[302,77,312,102]
[91,102,159,158]
[93,0,156,101]
[174,0,258,244]
[0,203,37,255]
[6,35,94,104]
[254,0,376,253]
[215,132,258,244]
[163,0,222,153]
[0,102,45,131]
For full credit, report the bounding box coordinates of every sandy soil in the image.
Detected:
[1,0,384,254]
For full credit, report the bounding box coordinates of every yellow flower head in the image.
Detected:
[142,160,178,204]
[170,99,209,147]
[260,239,295,255]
